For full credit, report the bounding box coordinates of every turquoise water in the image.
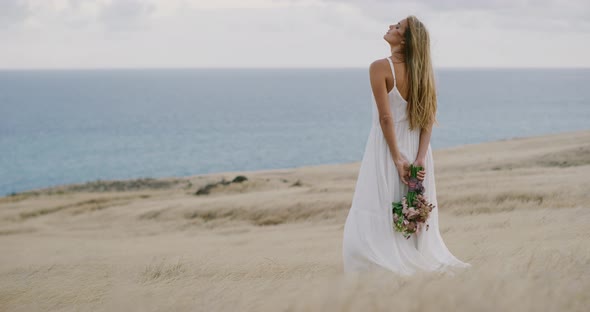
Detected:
[1,68,589,195]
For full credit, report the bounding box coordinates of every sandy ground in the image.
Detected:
[1,129,589,311]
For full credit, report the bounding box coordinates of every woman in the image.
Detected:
[342,15,471,275]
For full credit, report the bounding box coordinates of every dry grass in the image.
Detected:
[0,129,589,311]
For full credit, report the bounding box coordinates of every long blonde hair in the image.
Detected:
[395,15,438,131]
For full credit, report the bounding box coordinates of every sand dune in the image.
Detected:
[1,129,589,311]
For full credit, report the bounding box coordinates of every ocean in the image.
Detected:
[1,68,589,195]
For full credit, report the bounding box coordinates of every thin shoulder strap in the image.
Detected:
[386,56,396,88]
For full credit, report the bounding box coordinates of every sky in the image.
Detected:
[1,0,589,69]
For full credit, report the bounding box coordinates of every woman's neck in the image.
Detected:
[390,45,405,63]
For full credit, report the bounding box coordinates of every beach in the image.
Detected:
[1,129,589,311]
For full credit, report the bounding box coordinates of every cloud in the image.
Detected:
[0,0,30,26]
[0,0,157,31]
[288,0,590,32]
[0,0,588,68]
[98,0,156,30]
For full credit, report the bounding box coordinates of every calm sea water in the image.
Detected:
[1,68,589,195]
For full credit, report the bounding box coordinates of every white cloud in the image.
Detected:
[292,0,590,32]
[98,0,156,30]
[0,0,30,26]
[0,0,588,68]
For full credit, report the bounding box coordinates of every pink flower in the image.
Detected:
[407,208,420,219]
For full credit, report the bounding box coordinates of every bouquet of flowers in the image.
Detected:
[392,164,436,239]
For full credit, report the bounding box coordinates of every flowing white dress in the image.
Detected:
[342,56,471,275]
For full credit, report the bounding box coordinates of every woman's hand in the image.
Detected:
[394,154,410,185]
[413,157,426,181]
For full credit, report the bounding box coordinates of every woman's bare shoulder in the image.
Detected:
[369,58,389,75]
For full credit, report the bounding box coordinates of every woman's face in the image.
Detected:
[384,18,407,46]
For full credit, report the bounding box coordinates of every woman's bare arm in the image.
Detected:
[412,121,431,182]
[416,122,433,162]
[369,59,410,184]
[369,59,401,162]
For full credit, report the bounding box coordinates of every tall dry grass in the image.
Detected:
[0,129,589,311]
